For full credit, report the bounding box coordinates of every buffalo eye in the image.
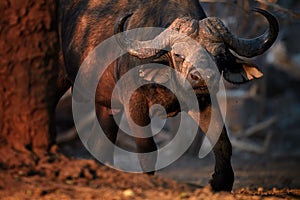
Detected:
[174,53,185,61]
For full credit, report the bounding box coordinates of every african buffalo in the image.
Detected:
[59,0,278,191]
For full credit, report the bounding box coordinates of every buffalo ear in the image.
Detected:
[223,59,263,84]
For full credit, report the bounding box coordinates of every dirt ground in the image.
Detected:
[0,153,299,200]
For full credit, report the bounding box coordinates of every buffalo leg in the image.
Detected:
[126,93,157,174]
[130,113,157,174]
[188,97,234,191]
[135,137,157,174]
[210,126,234,191]
[96,105,121,166]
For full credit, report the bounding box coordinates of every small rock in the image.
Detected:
[179,192,189,199]
[257,187,263,193]
[25,190,33,196]
[272,187,278,193]
[65,180,73,185]
[123,189,135,197]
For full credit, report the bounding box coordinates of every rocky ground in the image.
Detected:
[0,153,299,200]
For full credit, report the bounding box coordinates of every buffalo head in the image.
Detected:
[114,8,278,95]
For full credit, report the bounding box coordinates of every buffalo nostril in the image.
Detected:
[190,70,202,81]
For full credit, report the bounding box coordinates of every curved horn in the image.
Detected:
[114,13,168,59]
[223,8,279,58]
[114,13,133,35]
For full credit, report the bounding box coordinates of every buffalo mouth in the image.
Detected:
[193,85,209,94]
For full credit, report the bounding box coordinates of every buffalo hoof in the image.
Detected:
[146,171,155,175]
[209,168,234,191]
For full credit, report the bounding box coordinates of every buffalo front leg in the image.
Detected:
[134,137,157,175]
[188,96,234,191]
[210,127,234,191]
[126,92,157,174]
[95,105,121,166]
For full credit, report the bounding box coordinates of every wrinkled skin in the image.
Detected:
[59,0,278,191]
